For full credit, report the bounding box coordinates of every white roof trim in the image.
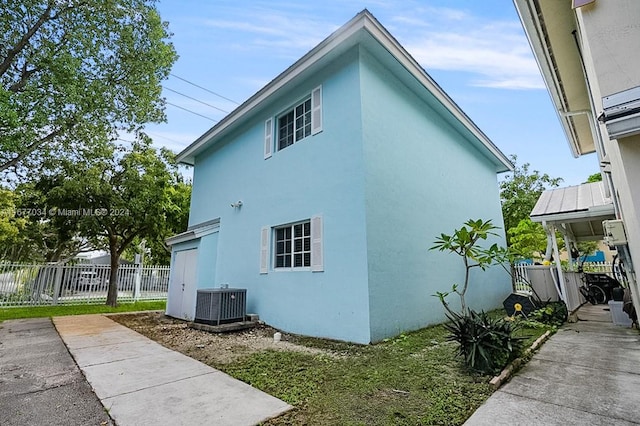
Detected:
[531,208,614,224]
[177,10,512,172]
[166,219,220,246]
[361,14,512,171]
[176,13,365,165]
[513,0,586,158]
[530,181,614,223]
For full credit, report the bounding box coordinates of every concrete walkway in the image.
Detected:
[51,314,291,426]
[465,304,640,425]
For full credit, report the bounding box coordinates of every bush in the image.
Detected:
[444,310,526,375]
[530,301,567,327]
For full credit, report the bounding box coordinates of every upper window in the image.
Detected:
[264,85,322,160]
[275,221,311,268]
[278,98,311,151]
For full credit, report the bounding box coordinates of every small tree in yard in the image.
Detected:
[430,219,524,374]
[430,219,506,314]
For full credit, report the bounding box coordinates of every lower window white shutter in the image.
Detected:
[264,118,273,159]
[310,215,323,272]
[260,227,269,274]
[311,85,322,135]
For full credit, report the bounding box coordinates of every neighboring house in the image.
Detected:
[76,253,133,265]
[514,0,640,316]
[166,10,512,344]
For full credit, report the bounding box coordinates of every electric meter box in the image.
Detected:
[603,219,627,246]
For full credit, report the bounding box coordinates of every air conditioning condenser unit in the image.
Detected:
[195,288,247,326]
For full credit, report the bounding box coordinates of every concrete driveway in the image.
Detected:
[0,318,113,426]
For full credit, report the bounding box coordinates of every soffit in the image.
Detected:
[514,0,595,156]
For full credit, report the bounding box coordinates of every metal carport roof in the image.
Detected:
[530,181,615,241]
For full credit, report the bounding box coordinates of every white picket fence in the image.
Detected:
[513,261,618,312]
[514,262,617,288]
[513,263,533,294]
[580,261,618,275]
[0,262,170,307]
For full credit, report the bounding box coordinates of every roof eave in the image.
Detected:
[513,0,593,158]
[166,218,220,246]
[361,14,513,172]
[177,10,512,171]
[530,206,615,224]
[176,11,371,166]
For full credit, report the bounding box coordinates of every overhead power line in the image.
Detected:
[165,101,218,122]
[170,73,240,105]
[146,132,185,146]
[164,86,229,114]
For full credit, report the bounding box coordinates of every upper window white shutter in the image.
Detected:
[260,227,269,274]
[310,215,323,272]
[311,85,322,135]
[264,118,273,159]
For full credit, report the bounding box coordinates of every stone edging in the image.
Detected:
[489,330,552,389]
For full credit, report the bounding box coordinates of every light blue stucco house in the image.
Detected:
[166,10,513,344]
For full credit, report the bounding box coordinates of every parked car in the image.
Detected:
[73,271,103,291]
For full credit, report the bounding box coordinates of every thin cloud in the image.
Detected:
[474,78,546,90]
[204,19,286,36]
[393,11,544,90]
[203,10,337,59]
[202,4,544,91]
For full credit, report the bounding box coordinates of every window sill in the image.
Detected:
[272,267,311,272]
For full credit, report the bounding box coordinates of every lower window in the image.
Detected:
[275,221,311,268]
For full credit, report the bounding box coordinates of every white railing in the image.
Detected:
[512,262,617,312]
[580,261,616,275]
[0,263,170,307]
[513,263,533,294]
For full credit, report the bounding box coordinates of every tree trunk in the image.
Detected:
[106,249,119,307]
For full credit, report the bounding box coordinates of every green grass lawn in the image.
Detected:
[3,301,551,425]
[217,315,552,425]
[0,300,166,322]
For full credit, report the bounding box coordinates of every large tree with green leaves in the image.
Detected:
[0,188,28,259]
[6,178,93,262]
[0,0,176,175]
[586,173,602,183]
[137,177,191,265]
[500,155,563,245]
[507,218,555,261]
[122,170,191,265]
[44,137,187,305]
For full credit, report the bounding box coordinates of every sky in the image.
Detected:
[145,0,600,186]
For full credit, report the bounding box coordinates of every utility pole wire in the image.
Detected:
[165,101,218,122]
[170,73,240,105]
[164,86,229,114]
[146,132,186,146]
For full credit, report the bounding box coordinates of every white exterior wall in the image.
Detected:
[574,0,640,315]
[575,1,640,97]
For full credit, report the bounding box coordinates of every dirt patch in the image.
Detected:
[109,312,334,366]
